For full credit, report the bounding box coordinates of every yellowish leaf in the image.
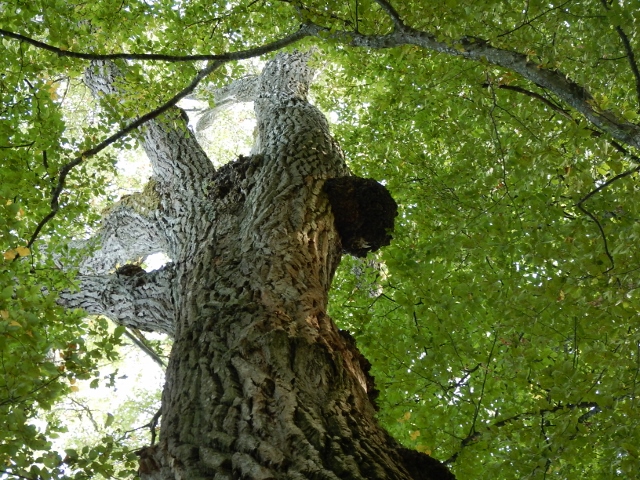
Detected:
[0,310,8,320]
[70,385,80,392]
[416,444,432,455]
[47,82,59,100]
[9,320,21,327]
[3,246,30,260]
[410,430,421,441]
[398,411,411,423]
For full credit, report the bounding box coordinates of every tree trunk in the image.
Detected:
[63,52,454,480]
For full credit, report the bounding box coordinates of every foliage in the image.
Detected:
[2,0,640,478]
[322,6,640,477]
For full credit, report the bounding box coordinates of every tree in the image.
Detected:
[2,0,640,479]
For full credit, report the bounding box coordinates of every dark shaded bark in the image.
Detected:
[63,52,454,480]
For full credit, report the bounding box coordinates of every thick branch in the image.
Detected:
[58,264,176,336]
[195,75,259,132]
[70,185,167,274]
[141,112,215,187]
[303,20,640,149]
[84,61,216,187]
[28,60,224,248]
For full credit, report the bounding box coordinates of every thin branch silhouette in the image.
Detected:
[0,25,314,63]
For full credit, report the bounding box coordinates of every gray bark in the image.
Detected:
[59,264,175,336]
[71,182,167,275]
[66,52,453,480]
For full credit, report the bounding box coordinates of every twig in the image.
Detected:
[615,26,640,112]
[487,83,573,120]
[0,141,35,149]
[373,0,405,29]
[599,0,640,111]
[574,163,640,274]
[68,397,100,432]
[444,401,600,465]
[149,408,162,445]
[124,329,167,369]
[540,410,552,479]
[632,342,640,406]
[496,0,573,38]
[117,407,162,447]
[0,372,64,407]
[576,202,615,273]
[576,163,640,206]
[468,330,499,437]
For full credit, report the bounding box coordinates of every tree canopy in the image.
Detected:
[1,0,640,478]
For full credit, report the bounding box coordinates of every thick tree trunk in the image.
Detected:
[64,52,454,480]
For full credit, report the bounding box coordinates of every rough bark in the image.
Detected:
[71,180,167,274]
[58,263,175,336]
[67,52,453,479]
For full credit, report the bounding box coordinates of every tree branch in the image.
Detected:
[599,0,640,111]
[576,164,640,206]
[27,60,223,249]
[58,263,176,336]
[194,75,260,131]
[67,397,100,432]
[68,186,167,275]
[468,330,498,437]
[576,202,615,273]
[0,24,315,63]
[496,0,574,39]
[83,60,217,260]
[373,0,405,29]
[615,26,640,112]
[573,161,640,275]
[124,329,167,369]
[444,401,601,465]
[485,83,574,120]
[26,25,317,249]
[304,22,640,150]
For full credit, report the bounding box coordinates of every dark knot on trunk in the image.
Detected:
[323,176,398,257]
